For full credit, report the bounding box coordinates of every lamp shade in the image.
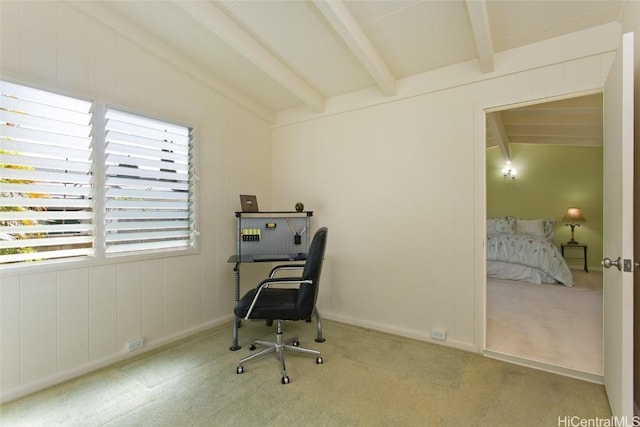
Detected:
[563,207,585,222]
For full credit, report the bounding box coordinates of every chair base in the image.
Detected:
[236,320,323,384]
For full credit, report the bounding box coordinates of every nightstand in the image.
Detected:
[561,244,588,272]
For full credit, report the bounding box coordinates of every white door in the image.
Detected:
[602,31,634,419]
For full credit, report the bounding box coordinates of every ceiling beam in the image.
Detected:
[66,0,275,123]
[465,0,495,73]
[173,0,325,112]
[312,0,396,96]
[487,112,511,162]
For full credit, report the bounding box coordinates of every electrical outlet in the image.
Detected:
[431,328,447,341]
[127,337,144,352]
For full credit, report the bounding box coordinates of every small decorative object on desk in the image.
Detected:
[295,202,304,212]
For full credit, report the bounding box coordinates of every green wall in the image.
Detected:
[486,144,603,270]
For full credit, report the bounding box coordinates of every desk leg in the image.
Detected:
[230,263,241,351]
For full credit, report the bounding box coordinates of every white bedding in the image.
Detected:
[486,231,574,286]
[487,260,558,284]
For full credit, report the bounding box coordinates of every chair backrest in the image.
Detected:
[297,227,328,319]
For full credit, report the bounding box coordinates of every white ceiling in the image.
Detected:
[87,1,624,150]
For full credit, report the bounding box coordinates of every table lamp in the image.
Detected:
[563,207,585,244]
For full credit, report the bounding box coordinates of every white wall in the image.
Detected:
[0,1,271,402]
[272,24,620,350]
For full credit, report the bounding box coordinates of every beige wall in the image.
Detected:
[272,24,619,349]
[0,1,271,402]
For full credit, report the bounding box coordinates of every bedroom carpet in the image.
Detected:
[486,270,603,376]
[0,319,611,426]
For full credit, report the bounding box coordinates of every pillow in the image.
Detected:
[543,220,555,240]
[516,219,545,236]
[487,217,514,234]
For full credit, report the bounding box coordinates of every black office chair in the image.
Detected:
[234,227,328,384]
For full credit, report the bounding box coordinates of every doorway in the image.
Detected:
[483,93,604,380]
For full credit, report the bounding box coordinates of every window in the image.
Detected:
[104,108,194,254]
[0,80,196,266]
[0,81,94,264]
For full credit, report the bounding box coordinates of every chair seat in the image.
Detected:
[234,288,300,320]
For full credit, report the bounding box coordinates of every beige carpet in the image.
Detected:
[1,319,611,426]
[486,270,603,376]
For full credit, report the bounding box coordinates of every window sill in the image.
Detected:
[0,246,201,277]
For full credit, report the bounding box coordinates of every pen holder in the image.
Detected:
[294,234,301,245]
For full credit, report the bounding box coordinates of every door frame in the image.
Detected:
[473,82,611,381]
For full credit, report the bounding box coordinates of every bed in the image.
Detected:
[487,217,574,286]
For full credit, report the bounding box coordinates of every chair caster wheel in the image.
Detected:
[249,344,256,351]
[281,376,290,384]
[292,340,299,347]
[236,366,244,374]
[316,357,323,364]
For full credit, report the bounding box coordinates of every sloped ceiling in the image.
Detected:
[74,1,622,148]
[486,93,604,160]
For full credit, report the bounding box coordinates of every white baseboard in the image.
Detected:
[0,316,234,404]
[321,311,476,353]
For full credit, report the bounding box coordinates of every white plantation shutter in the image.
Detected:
[0,81,94,264]
[104,108,194,254]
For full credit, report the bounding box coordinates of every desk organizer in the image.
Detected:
[235,211,313,261]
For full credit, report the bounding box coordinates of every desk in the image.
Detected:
[229,211,319,350]
[561,244,588,272]
[227,254,325,350]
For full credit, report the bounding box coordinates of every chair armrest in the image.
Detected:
[244,277,312,319]
[269,264,304,278]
